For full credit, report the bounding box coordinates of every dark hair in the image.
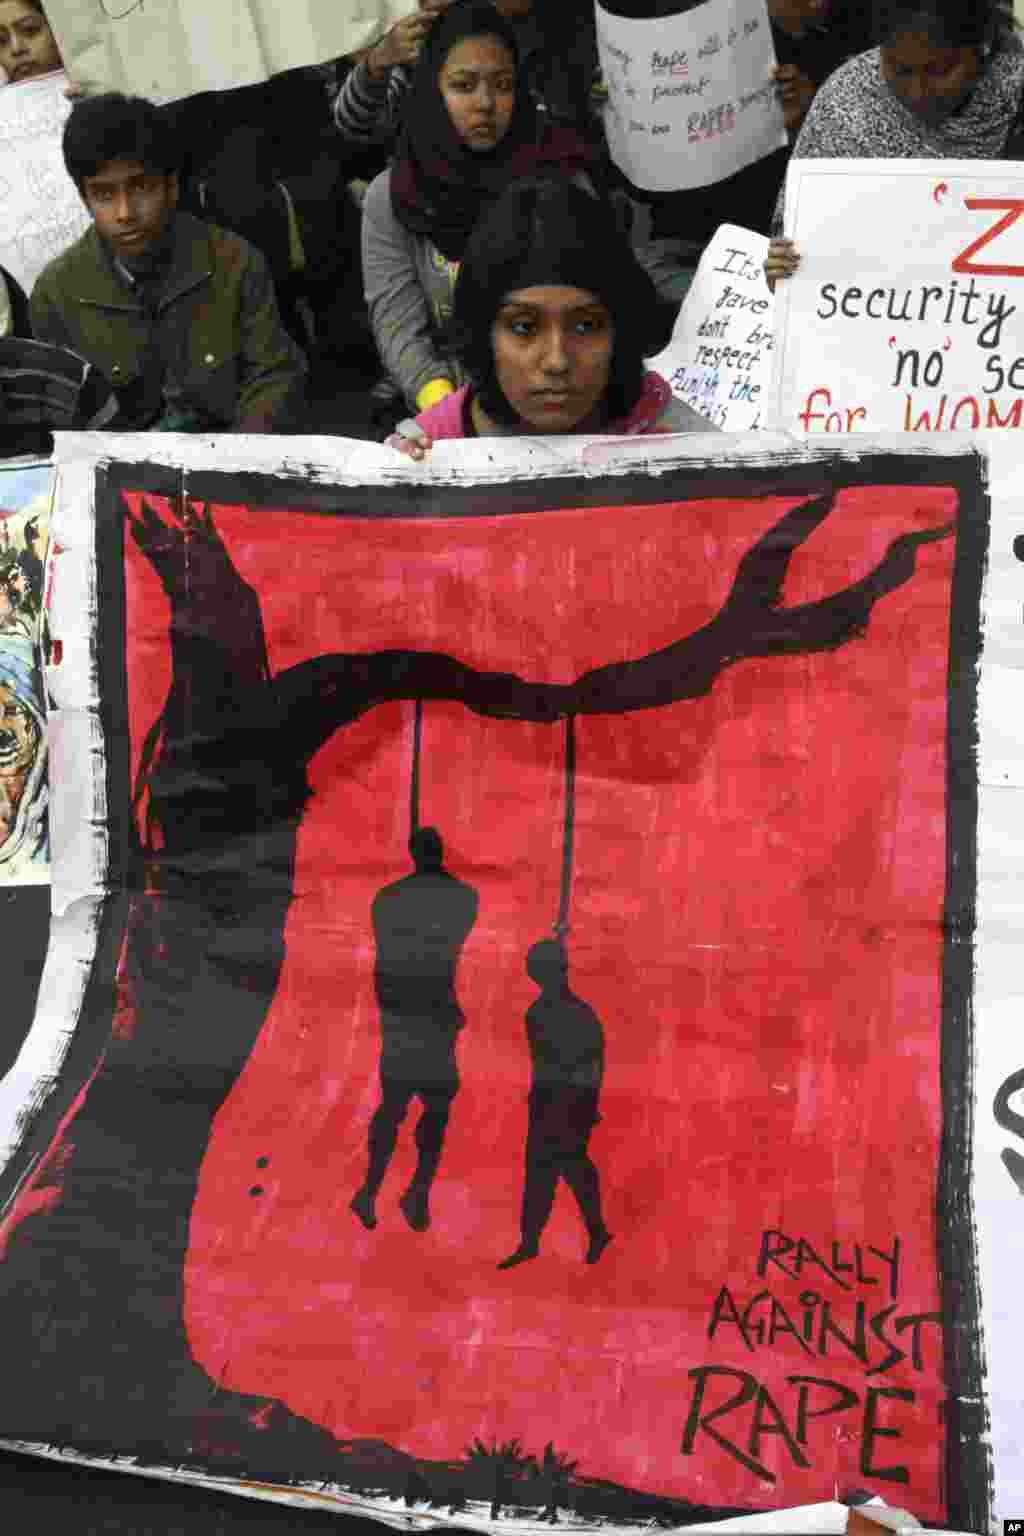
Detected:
[873,0,1016,49]
[446,176,662,427]
[62,93,179,190]
[400,0,524,146]
[422,0,521,73]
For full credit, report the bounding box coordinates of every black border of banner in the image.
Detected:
[1,446,991,1530]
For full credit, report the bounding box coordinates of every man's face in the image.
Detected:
[81,158,179,264]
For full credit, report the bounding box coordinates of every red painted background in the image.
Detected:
[123,484,957,1517]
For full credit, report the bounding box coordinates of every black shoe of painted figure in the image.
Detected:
[586,1227,613,1265]
[496,1244,540,1270]
[350,1187,377,1229]
[400,1186,431,1231]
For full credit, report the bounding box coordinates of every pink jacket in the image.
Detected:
[411,373,712,439]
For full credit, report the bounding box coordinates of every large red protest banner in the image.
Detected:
[0,448,988,1529]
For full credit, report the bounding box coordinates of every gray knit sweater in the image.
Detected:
[361,168,462,409]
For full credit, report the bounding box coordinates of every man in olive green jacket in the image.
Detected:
[32,93,307,433]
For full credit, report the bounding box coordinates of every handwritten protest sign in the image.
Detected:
[0,73,89,297]
[595,0,786,193]
[648,223,772,430]
[42,0,409,104]
[770,159,1024,436]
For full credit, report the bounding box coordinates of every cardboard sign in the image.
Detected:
[596,0,787,193]
[770,159,1024,436]
[0,73,89,296]
[648,223,772,430]
[42,0,410,105]
[0,430,1009,1532]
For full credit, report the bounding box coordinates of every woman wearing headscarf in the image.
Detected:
[361,0,599,414]
[766,0,1024,284]
[336,0,601,149]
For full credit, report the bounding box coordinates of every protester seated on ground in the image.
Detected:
[602,0,872,306]
[0,265,30,337]
[363,1,602,418]
[0,337,119,456]
[337,0,601,149]
[0,0,62,84]
[0,250,119,455]
[765,0,1023,287]
[30,93,306,432]
[155,61,380,362]
[386,176,716,457]
[768,0,874,136]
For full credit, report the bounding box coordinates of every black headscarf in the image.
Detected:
[390,0,595,263]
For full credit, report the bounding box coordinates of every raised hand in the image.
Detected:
[367,7,439,75]
[386,423,434,461]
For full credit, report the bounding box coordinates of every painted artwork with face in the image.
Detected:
[0,461,49,885]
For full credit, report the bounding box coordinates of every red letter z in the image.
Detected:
[952,199,1024,277]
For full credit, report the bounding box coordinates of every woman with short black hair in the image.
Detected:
[388,176,714,454]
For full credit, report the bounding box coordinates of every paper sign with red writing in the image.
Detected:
[769,158,1024,436]
[596,0,786,193]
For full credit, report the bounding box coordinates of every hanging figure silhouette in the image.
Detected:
[499,718,610,1269]
[351,825,479,1233]
[498,939,611,1269]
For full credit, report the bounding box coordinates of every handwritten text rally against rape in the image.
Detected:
[681,1229,942,1487]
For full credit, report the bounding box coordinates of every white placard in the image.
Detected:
[770,158,1024,436]
[0,72,89,296]
[595,0,787,193]
[648,223,772,429]
[42,0,410,105]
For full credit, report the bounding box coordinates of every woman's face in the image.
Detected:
[0,2,62,84]
[881,28,980,123]
[439,34,516,151]
[491,285,614,434]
